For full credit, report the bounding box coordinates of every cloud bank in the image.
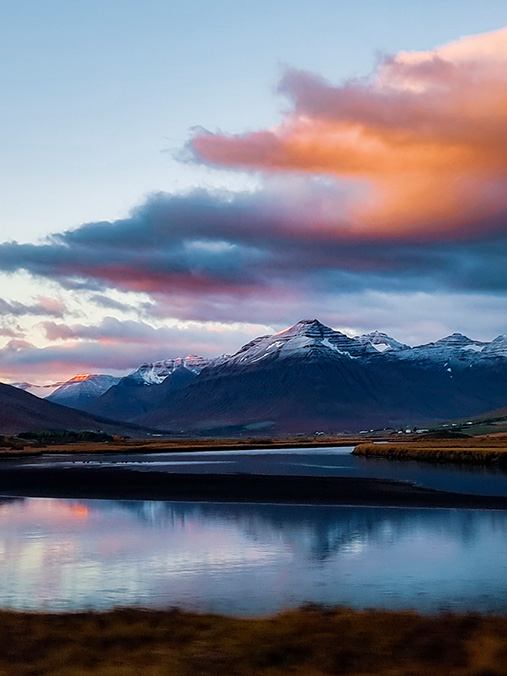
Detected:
[0,187,505,305]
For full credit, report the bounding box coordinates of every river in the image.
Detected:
[1,446,507,614]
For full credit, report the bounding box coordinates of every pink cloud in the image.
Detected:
[36,296,67,316]
[191,26,507,236]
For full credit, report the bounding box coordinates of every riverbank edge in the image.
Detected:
[1,605,506,676]
[0,437,364,459]
[2,466,507,509]
[353,442,507,465]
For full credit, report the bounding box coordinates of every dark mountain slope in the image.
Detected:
[89,366,198,421]
[0,382,150,435]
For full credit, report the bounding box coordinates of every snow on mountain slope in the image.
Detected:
[394,333,492,367]
[48,374,120,407]
[128,355,218,384]
[31,318,503,432]
[220,319,376,368]
[482,335,507,357]
[11,381,64,398]
[123,323,505,390]
[357,331,410,352]
[430,333,488,351]
[212,322,501,371]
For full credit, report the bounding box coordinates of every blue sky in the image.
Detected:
[1,0,507,381]
[3,0,507,237]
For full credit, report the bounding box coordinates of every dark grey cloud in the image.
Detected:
[0,188,505,322]
[0,297,66,318]
[89,294,141,313]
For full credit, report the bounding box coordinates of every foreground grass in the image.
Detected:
[354,439,507,465]
[1,606,507,676]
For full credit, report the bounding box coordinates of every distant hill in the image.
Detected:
[444,406,507,436]
[0,381,151,435]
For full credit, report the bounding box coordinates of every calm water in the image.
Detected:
[3,447,507,615]
[19,445,507,496]
[1,496,507,615]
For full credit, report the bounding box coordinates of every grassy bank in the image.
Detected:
[353,438,507,465]
[1,605,507,675]
[0,435,365,458]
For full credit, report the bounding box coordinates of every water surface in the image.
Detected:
[19,445,507,497]
[1,496,506,615]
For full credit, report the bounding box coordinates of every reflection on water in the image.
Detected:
[0,497,506,615]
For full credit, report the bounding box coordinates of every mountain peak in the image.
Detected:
[295,318,325,327]
[226,319,373,366]
[128,355,216,385]
[358,331,409,352]
[278,319,337,338]
[482,334,507,357]
[47,374,120,407]
[432,333,487,349]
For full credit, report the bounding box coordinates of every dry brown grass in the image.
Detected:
[1,606,507,675]
[0,435,365,458]
[353,439,507,465]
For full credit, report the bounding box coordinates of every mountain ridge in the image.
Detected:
[87,319,507,433]
[8,319,506,434]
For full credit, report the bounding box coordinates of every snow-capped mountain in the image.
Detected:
[414,333,488,355]
[205,321,499,370]
[47,374,120,411]
[393,332,490,367]
[43,319,507,433]
[128,355,217,385]
[357,331,410,353]
[430,333,489,350]
[481,335,507,357]
[222,319,376,367]
[88,359,210,421]
[11,381,64,398]
[133,320,507,432]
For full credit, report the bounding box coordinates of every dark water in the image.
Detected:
[1,496,507,615]
[20,445,507,496]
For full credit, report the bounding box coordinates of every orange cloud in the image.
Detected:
[191,27,507,236]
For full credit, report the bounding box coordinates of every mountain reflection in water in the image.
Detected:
[0,497,506,615]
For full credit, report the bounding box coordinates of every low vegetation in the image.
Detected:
[0,435,25,450]
[0,605,507,675]
[354,438,507,465]
[17,430,115,444]
[0,434,366,457]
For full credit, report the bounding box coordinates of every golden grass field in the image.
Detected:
[1,606,507,676]
[0,435,366,457]
[2,433,507,467]
[353,437,507,464]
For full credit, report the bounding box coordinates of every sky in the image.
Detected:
[1,0,507,382]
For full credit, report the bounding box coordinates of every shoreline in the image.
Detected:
[2,465,507,509]
[353,441,507,466]
[0,436,364,459]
